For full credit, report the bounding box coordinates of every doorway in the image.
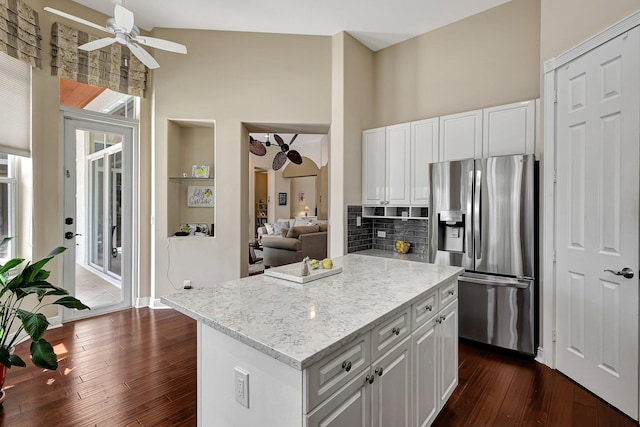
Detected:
[62,110,137,320]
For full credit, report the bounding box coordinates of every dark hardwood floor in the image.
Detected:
[0,308,635,426]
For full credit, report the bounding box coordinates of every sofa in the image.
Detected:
[260,223,327,267]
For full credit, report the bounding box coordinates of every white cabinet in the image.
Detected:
[438,109,482,161]
[362,124,411,206]
[412,283,458,427]
[410,118,438,206]
[362,127,386,205]
[371,337,412,427]
[306,371,371,427]
[482,100,535,157]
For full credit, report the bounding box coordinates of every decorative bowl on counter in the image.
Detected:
[395,240,410,254]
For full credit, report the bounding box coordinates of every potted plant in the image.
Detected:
[0,238,89,397]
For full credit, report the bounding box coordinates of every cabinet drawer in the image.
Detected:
[412,289,438,331]
[439,279,458,308]
[305,333,371,413]
[371,308,411,362]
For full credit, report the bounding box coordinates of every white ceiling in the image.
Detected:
[71,0,511,51]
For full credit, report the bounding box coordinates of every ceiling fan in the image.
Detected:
[44,3,187,69]
[248,134,303,170]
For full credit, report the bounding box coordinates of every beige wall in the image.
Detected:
[541,0,639,62]
[151,28,331,298]
[373,0,541,126]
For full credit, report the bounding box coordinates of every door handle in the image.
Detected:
[604,268,634,279]
[65,232,82,240]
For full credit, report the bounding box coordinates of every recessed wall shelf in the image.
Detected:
[169,177,215,183]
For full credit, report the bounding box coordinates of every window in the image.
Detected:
[0,154,16,261]
[0,53,31,157]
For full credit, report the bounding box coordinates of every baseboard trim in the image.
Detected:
[150,298,170,309]
[135,297,150,308]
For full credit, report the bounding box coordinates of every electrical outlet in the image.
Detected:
[377,230,386,238]
[356,216,362,227]
[183,280,192,289]
[234,367,249,408]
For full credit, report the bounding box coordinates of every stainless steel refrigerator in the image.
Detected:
[429,154,537,355]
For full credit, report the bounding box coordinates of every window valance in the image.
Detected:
[0,0,42,68]
[50,22,147,97]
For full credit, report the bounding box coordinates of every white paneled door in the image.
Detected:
[556,28,639,419]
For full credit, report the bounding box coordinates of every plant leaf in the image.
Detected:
[0,347,11,367]
[47,247,67,258]
[18,310,49,342]
[30,339,58,370]
[0,258,24,275]
[53,296,90,310]
[9,353,25,368]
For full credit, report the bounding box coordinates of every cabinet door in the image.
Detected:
[362,128,387,205]
[371,337,412,427]
[439,110,482,161]
[413,321,438,427]
[306,371,371,427]
[482,100,535,157]
[410,118,438,206]
[386,123,411,205]
[438,300,458,407]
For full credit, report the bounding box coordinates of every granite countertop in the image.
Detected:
[161,254,463,370]
[354,248,430,263]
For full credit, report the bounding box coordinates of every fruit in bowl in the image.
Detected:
[395,240,410,254]
[322,258,333,269]
[309,259,320,269]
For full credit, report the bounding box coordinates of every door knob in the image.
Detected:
[604,268,634,279]
[65,232,82,240]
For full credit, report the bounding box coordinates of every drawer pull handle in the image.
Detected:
[392,327,400,336]
[425,304,433,312]
[375,367,384,376]
[448,290,455,296]
[342,361,352,372]
[365,374,375,384]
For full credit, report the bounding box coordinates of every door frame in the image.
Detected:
[542,7,640,376]
[59,106,140,321]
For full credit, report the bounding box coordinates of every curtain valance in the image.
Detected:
[50,22,147,97]
[0,0,42,68]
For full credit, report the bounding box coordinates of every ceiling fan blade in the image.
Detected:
[273,134,284,146]
[287,150,303,165]
[44,7,112,34]
[249,137,266,156]
[127,42,160,69]
[272,152,287,170]
[78,37,117,52]
[134,36,187,54]
[289,134,299,145]
[114,4,135,33]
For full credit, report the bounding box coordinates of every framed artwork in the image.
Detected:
[187,186,214,207]
[278,192,287,206]
[299,192,305,203]
[191,165,210,178]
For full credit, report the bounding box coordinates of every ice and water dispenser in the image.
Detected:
[437,210,465,254]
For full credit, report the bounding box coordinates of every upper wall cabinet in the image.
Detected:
[410,118,438,206]
[362,124,411,206]
[482,100,535,157]
[438,110,482,162]
[362,127,387,205]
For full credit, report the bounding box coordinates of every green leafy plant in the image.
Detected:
[0,238,89,370]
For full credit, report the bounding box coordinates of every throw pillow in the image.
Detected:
[281,227,290,237]
[273,220,290,236]
[264,223,274,235]
[317,223,328,232]
[286,225,320,239]
[293,218,311,227]
[278,218,295,227]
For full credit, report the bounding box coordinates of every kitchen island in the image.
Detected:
[162,254,463,427]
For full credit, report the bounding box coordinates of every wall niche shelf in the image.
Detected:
[169,177,215,183]
[362,206,428,220]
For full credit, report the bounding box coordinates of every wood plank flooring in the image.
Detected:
[0,308,635,426]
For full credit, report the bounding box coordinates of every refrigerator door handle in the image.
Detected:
[474,168,482,260]
[467,170,473,256]
[461,274,532,289]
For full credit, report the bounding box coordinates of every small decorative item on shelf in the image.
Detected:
[301,256,310,276]
[395,240,410,254]
[192,165,210,178]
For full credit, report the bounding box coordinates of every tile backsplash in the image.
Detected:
[347,206,429,255]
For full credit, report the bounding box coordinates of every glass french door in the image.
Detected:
[62,112,136,320]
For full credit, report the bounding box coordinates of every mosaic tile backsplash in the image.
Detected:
[347,205,429,255]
